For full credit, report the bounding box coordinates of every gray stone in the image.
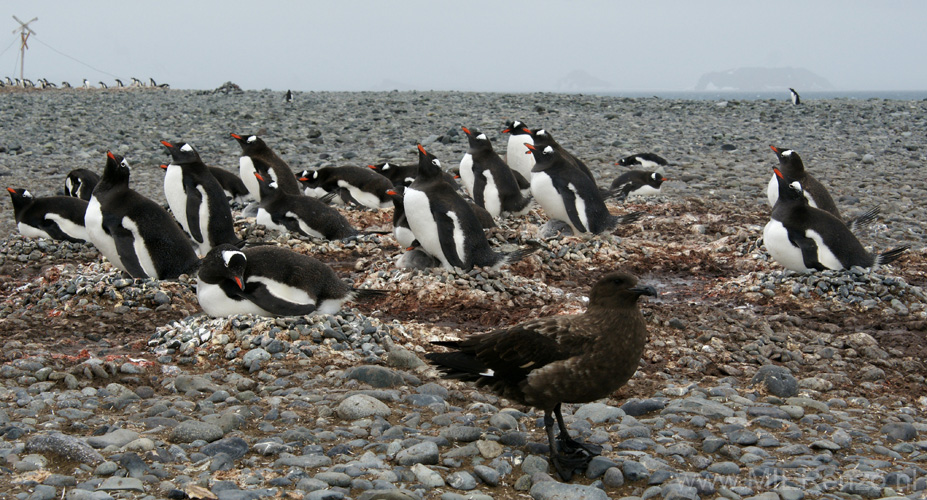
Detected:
[169,420,225,443]
[751,365,798,398]
[395,440,439,466]
[337,394,392,420]
[842,483,881,498]
[522,455,549,475]
[708,462,740,475]
[777,487,804,500]
[86,428,139,449]
[447,471,477,490]
[27,484,57,500]
[473,464,501,486]
[661,483,698,500]
[344,365,406,388]
[744,493,780,500]
[117,452,148,478]
[662,397,734,419]
[530,481,609,500]
[202,437,249,460]
[386,346,426,369]
[411,463,444,488]
[622,398,667,416]
[881,422,917,441]
[174,374,219,393]
[97,476,145,491]
[274,455,333,468]
[24,432,104,465]
[443,425,482,442]
[623,460,651,482]
[574,402,624,423]
[242,348,271,366]
[603,467,625,487]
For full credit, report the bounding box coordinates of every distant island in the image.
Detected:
[695,67,834,91]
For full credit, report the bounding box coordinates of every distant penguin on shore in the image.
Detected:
[789,88,801,105]
[616,153,668,171]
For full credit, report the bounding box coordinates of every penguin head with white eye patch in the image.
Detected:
[160,140,202,165]
[462,126,492,151]
[103,151,133,185]
[523,143,557,171]
[502,120,531,135]
[772,167,808,205]
[252,172,280,198]
[770,145,805,176]
[199,244,247,289]
[6,187,34,209]
[415,144,445,180]
[230,133,266,154]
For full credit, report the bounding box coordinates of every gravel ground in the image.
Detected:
[0,86,926,500]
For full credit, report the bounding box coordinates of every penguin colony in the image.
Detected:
[5,95,913,481]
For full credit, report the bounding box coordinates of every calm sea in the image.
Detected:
[594,90,927,101]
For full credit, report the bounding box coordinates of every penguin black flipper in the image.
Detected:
[791,233,827,272]
[430,203,468,269]
[182,176,205,244]
[472,171,488,209]
[512,170,531,191]
[554,181,589,234]
[245,283,319,316]
[108,220,148,279]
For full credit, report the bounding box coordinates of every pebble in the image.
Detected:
[0,90,924,500]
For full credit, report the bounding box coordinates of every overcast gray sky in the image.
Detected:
[3,1,926,92]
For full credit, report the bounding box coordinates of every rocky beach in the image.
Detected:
[0,87,925,500]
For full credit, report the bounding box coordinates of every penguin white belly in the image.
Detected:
[531,173,575,232]
[195,185,212,254]
[637,159,661,170]
[239,156,261,201]
[17,222,52,240]
[394,226,415,249]
[289,211,325,239]
[444,211,467,267]
[629,184,662,198]
[256,209,287,233]
[197,280,272,317]
[121,217,157,279]
[763,220,812,272]
[506,137,535,180]
[85,197,124,270]
[317,297,348,315]
[305,186,341,203]
[481,171,502,218]
[337,180,383,209]
[568,183,590,233]
[404,188,451,269]
[164,165,189,234]
[459,154,476,198]
[247,275,317,313]
[805,229,844,270]
[766,174,778,207]
[45,213,89,241]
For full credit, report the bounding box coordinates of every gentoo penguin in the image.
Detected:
[460,126,531,218]
[98,81,108,89]
[609,171,668,201]
[616,153,668,170]
[767,146,840,219]
[403,145,537,271]
[231,133,302,202]
[63,168,100,201]
[7,188,89,242]
[764,168,908,272]
[789,88,801,105]
[502,120,536,182]
[527,143,642,235]
[296,166,393,209]
[207,166,250,204]
[115,79,124,88]
[82,79,92,89]
[253,172,358,240]
[531,129,596,182]
[386,185,416,249]
[160,140,242,255]
[427,271,657,481]
[284,89,293,102]
[61,81,71,88]
[197,243,386,318]
[369,161,461,190]
[84,152,199,279]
